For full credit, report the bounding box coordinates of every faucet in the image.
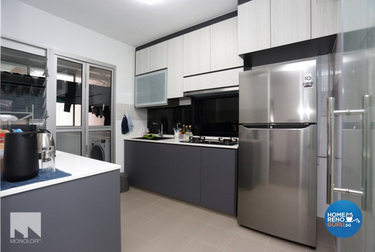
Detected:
[153,122,163,137]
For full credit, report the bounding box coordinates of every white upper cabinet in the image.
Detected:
[211,17,243,71]
[183,26,211,76]
[150,41,168,71]
[311,0,340,38]
[135,47,150,75]
[135,42,167,75]
[167,36,184,98]
[238,0,271,55]
[271,0,311,47]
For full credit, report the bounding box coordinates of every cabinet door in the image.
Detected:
[238,0,271,54]
[271,0,311,47]
[125,141,173,197]
[211,17,243,71]
[167,36,184,98]
[135,48,151,75]
[201,148,237,215]
[183,26,211,76]
[311,0,340,38]
[135,69,167,108]
[183,68,242,92]
[171,145,201,205]
[150,41,168,71]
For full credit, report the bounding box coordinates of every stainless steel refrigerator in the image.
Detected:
[237,59,317,247]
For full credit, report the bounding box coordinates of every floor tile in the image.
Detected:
[264,245,288,252]
[136,204,166,219]
[152,230,193,252]
[152,210,186,227]
[196,225,235,250]
[131,220,169,243]
[127,187,150,198]
[172,217,208,238]
[306,242,336,252]
[188,207,220,224]
[122,212,149,231]
[169,201,197,216]
[182,239,223,252]
[123,198,150,211]
[120,191,137,202]
[268,237,307,252]
[235,226,270,244]
[224,234,267,252]
[153,197,181,209]
[138,191,164,204]
[121,207,135,221]
[210,214,240,233]
[121,231,149,252]
[139,243,166,252]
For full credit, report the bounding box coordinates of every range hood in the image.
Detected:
[184,86,239,98]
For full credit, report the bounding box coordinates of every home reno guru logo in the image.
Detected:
[10,212,42,244]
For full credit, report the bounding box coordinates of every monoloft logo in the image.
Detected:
[10,212,42,244]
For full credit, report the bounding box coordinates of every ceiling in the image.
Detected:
[17,0,238,48]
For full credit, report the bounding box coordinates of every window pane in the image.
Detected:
[56,132,82,156]
[56,58,82,126]
[89,131,111,162]
[88,66,112,126]
[1,47,47,123]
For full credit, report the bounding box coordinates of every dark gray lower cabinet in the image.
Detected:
[171,145,201,205]
[125,141,173,197]
[201,147,237,215]
[125,141,237,215]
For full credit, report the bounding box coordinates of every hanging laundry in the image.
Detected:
[121,115,129,135]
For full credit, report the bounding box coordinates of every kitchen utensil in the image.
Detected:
[37,129,55,159]
[3,132,39,182]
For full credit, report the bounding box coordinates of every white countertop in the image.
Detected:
[125,136,238,149]
[0,151,121,198]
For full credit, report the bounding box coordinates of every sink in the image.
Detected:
[132,136,172,141]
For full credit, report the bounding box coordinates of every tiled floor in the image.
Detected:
[121,187,336,252]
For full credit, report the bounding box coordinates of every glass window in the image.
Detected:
[1,47,47,123]
[88,66,112,126]
[56,132,82,156]
[56,58,82,127]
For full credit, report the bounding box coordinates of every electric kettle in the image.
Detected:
[3,132,39,182]
[36,129,56,172]
[36,129,55,158]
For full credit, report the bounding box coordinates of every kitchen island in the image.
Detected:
[1,151,121,252]
[125,137,238,215]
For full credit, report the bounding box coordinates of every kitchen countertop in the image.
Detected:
[125,136,239,149]
[0,151,121,198]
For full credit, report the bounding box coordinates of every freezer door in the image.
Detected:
[237,124,317,247]
[239,60,316,124]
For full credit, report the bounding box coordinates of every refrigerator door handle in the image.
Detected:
[327,96,371,210]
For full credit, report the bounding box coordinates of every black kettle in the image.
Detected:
[3,132,39,182]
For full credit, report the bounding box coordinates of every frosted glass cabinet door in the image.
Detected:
[135,69,167,108]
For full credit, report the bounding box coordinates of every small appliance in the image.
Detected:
[3,132,39,182]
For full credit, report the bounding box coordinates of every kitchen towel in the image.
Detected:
[127,113,134,133]
[121,115,129,134]
[1,168,71,191]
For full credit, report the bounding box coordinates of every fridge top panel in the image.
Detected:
[239,59,317,124]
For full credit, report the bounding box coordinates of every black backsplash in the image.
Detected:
[147,96,238,137]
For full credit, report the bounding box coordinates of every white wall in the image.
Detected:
[1,0,146,172]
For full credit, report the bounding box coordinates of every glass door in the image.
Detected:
[55,57,114,162]
[87,65,112,162]
[56,58,84,156]
[331,0,375,251]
